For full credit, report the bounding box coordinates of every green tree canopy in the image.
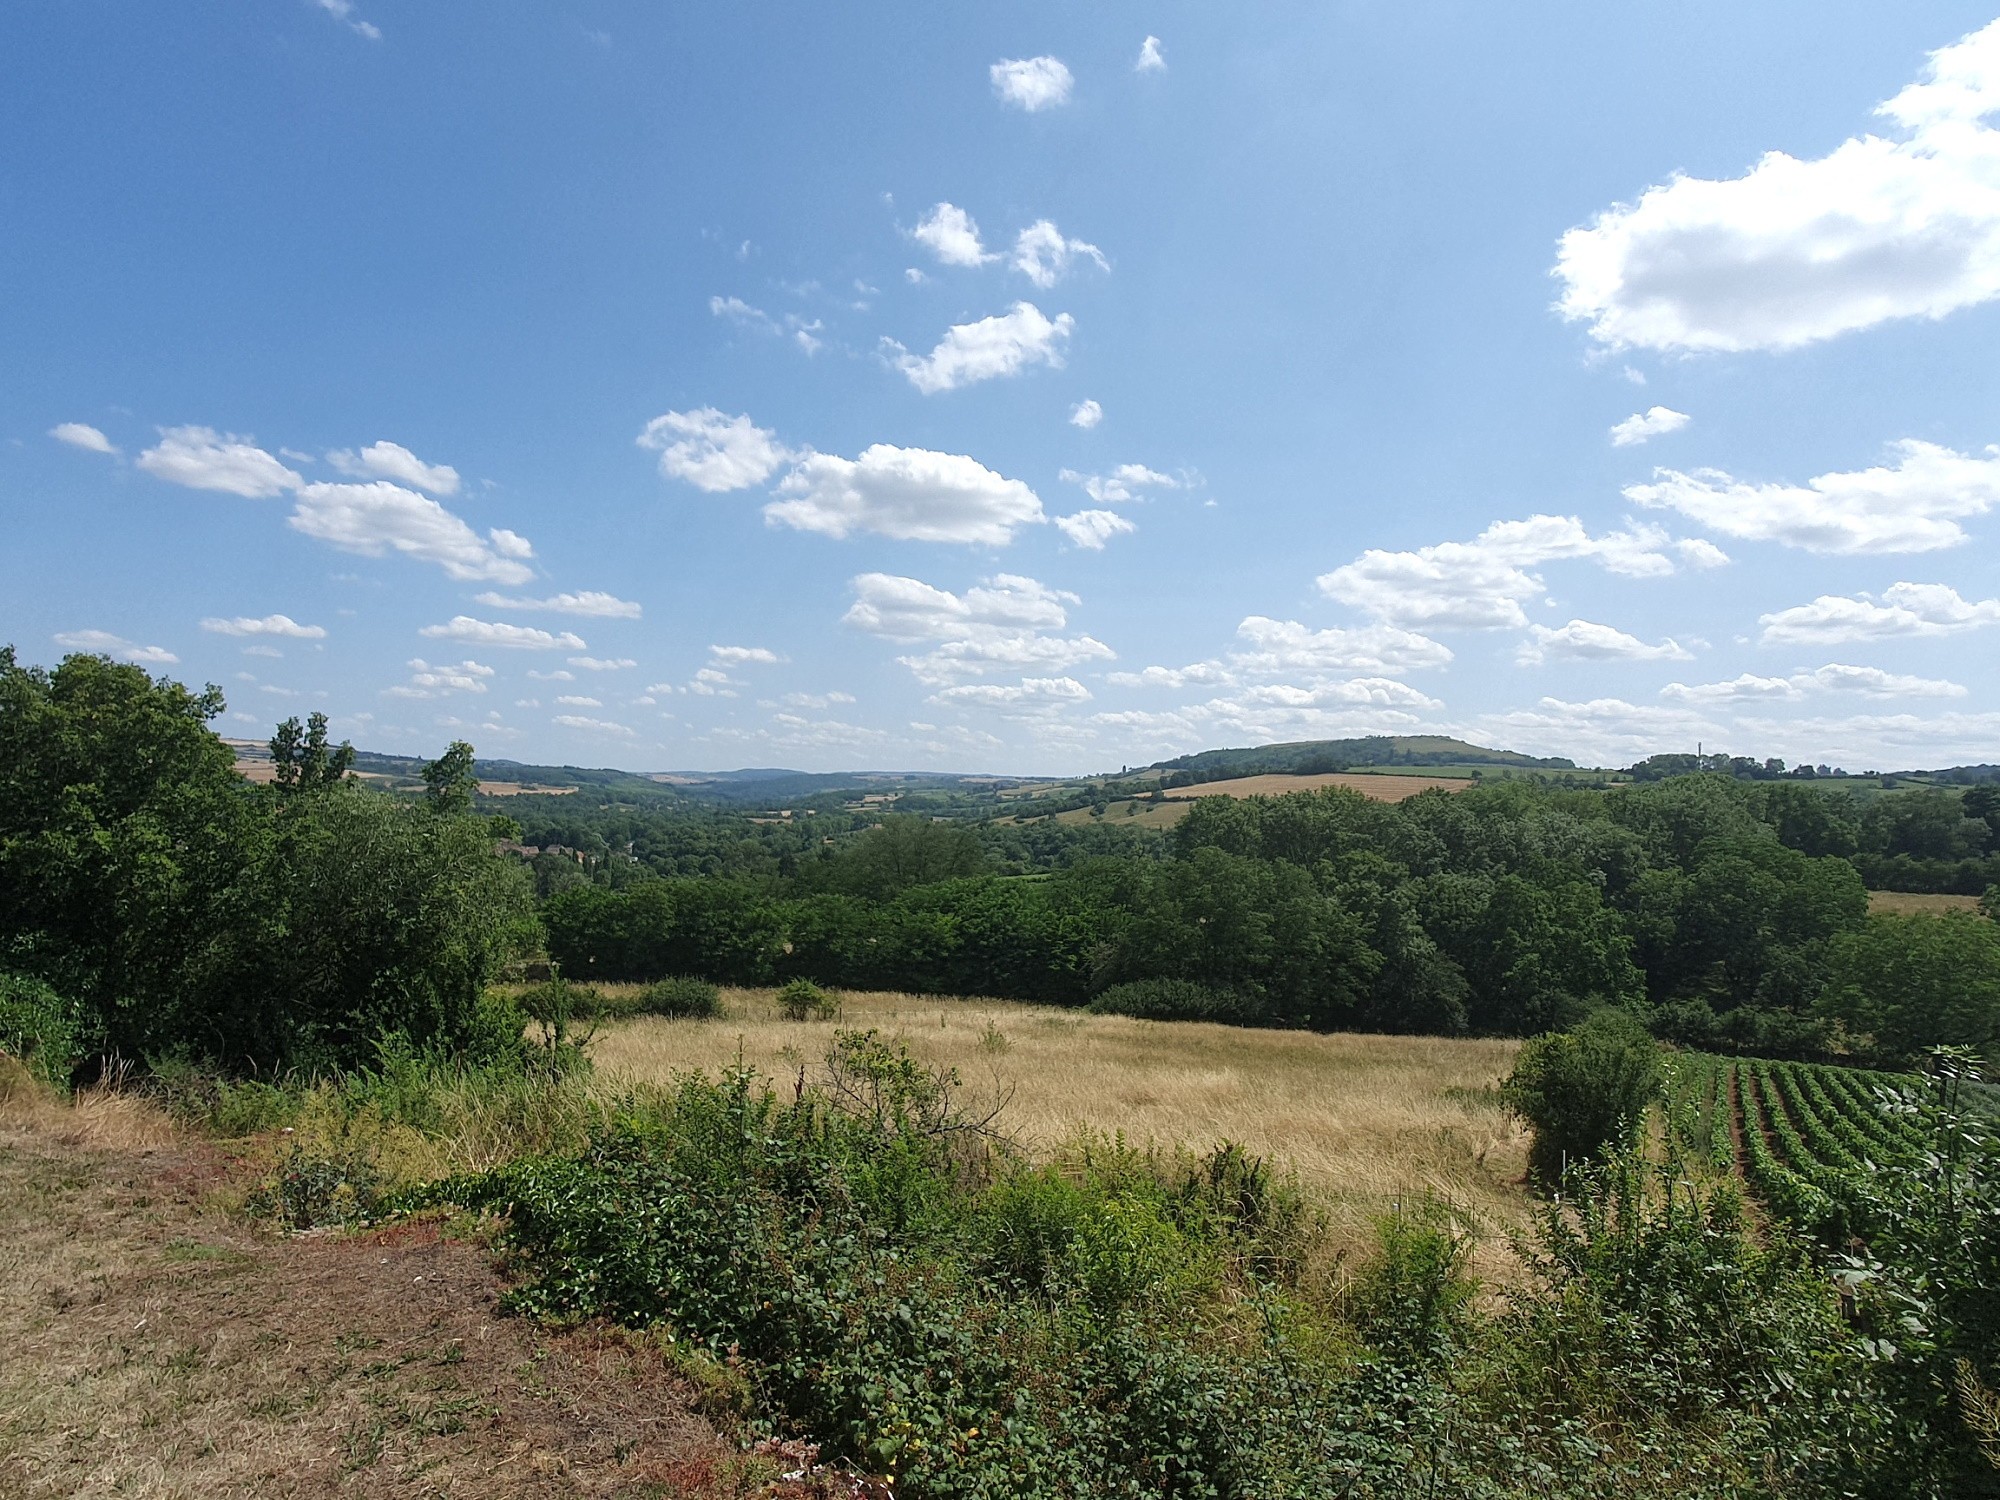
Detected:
[1819,912,2000,1064]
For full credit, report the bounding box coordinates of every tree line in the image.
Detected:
[546,776,2000,1065]
[5,647,1998,1077]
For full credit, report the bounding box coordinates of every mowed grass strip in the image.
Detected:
[588,989,1530,1271]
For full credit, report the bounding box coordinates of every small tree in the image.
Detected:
[269,711,354,794]
[420,739,479,815]
[1502,1008,1661,1186]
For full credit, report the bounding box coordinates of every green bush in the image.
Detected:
[0,972,82,1087]
[1088,978,1267,1025]
[1345,1200,1475,1362]
[1502,1008,1661,1185]
[638,976,722,1019]
[776,977,839,1021]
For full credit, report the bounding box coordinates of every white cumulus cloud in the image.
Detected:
[200,614,327,639]
[1555,17,2000,352]
[887,302,1073,394]
[327,440,459,495]
[1663,664,1967,702]
[638,408,793,492]
[991,56,1072,112]
[767,445,1045,545]
[1055,509,1136,550]
[1318,515,1722,630]
[472,590,641,619]
[1516,618,1693,665]
[1136,36,1166,73]
[844,572,1113,684]
[419,617,586,651]
[1069,399,1103,429]
[552,714,636,736]
[1230,617,1454,675]
[385,659,494,699]
[53,629,177,665]
[314,0,380,40]
[932,676,1092,713]
[50,422,115,454]
[910,203,993,267]
[568,656,637,671]
[1609,407,1690,446]
[289,482,535,583]
[1010,221,1108,289]
[710,645,780,666]
[137,426,300,498]
[1060,463,1176,504]
[1626,439,2000,554]
[1758,581,2000,644]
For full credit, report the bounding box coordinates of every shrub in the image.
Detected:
[1346,1200,1475,1362]
[515,978,601,1067]
[638,976,722,1020]
[1088,978,1267,1025]
[776,977,839,1021]
[1503,1008,1661,1185]
[0,972,82,1087]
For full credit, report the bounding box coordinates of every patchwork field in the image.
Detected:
[588,989,1531,1270]
[1158,771,1473,802]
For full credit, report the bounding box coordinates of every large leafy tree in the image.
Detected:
[1,647,535,1071]
[0,647,273,1060]
[1819,912,2000,1063]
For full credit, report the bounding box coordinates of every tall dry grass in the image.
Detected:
[0,1055,175,1152]
[588,988,1531,1268]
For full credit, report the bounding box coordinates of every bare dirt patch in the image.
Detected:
[0,1118,755,1499]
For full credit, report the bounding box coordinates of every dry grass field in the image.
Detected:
[589,989,1530,1271]
[1866,889,1983,915]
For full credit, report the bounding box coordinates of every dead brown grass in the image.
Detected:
[588,990,1530,1274]
[1867,889,1983,915]
[0,1057,175,1153]
[0,1096,765,1498]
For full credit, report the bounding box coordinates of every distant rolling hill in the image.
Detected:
[1146,735,1578,783]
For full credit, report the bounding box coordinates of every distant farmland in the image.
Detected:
[1159,771,1471,803]
[1027,771,1473,827]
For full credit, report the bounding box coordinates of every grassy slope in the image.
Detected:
[587,988,1530,1276]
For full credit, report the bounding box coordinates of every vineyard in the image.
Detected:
[1665,1052,1934,1242]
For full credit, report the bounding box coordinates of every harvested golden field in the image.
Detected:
[475,781,576,797]
[1866,889,1983,914]
[589,990,1530,1271]
[1159,771,1471,802]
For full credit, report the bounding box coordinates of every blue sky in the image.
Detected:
[8,3,2000,774]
